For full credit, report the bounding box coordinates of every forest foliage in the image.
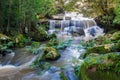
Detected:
[0,0,56,35]
[0,0,120,35]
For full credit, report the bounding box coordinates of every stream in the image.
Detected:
[0,38,84,80]
[0,35,119,80]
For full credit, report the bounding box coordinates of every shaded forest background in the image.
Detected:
[0,0,120,35]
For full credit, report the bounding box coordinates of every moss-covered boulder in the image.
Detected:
[79,53,120,80]
[41,47,60,60]
[84,45,111,58]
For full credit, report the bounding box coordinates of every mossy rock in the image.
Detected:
[79,53,120,80]
[112,31,120,41]
[41,47,60,60]
[84,46,111,58]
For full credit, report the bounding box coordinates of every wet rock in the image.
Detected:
[49,66,61,73]
[52,14,64,20]
[62,65,77,80]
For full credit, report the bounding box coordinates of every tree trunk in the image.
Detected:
[7,17,10,33]
[7,0,12,34]
[0,1,2,32]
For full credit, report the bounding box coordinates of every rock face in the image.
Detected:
[41,47,60,60]
[52,14,65,20]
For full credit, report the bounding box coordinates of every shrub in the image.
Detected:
[13,34,31,47]
[26,41,41,54]
[112,31,120,41]
[46,39,59,48]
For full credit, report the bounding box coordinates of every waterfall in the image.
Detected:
[49,18,99,34]
[48,20,56,34]
[49,20,55,30]
[48,12,104,40]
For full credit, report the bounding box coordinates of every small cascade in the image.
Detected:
[84,26,104,40]
[49,20,56,34]
[0,48,38,78]
[48,12,104,40]
[49,20,55,30]
[49,19,97,31]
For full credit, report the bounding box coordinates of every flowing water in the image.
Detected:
[0,43,83,80]
[49,12,104,41]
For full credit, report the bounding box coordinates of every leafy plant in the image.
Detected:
[32,58,51,71]
[0,41,14,53]
[26,41,41,54]
[78,40,96,49]
[56,39,73,49]
[46,39,72,50]
[113,0,120,25]
[14,34,31,47]
[46,39,59,48]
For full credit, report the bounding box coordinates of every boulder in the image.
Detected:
[41,47,60,60]
[79,53,120,80]
[84,45,111,58]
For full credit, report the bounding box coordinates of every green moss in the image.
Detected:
[112,31,120,41]
[79,53,120,80]
[84,46,110,58]
[41,47,60,60]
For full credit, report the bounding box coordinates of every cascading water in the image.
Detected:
[48,12,104,41]
[0,48,38,80]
